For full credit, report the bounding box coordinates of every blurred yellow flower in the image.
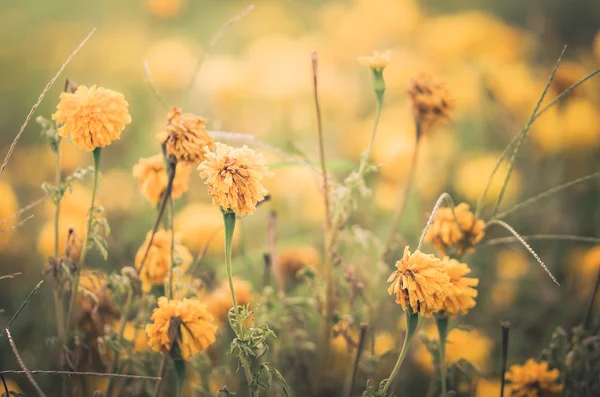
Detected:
[496,249,530,280]
[277,245,321,278]
[145,0,185,19]
[387,247,451,315]
[120,321,150,353]
[415,325,492,372]
[424,203,485,257]
[134,229,193,291]
[357,50,391,69]
[146,297,217,361]
[491,281,518,311]
[563,98,600,150]
[132,154,191,206]
[174,203,229,254]
[442,258,478,316]
[0,180,19,250]
[407,75,455,135]
[476,379,503,397]
[144,38,199,90]
[198,143,272,216]
[37,215,85,259]
[52,85,131,151]
[454,153,522,205]
[157,107,215,164]
[99,169,138,213]
[552,61,587,99]
[205,277,253,323]
[506,359,563,397]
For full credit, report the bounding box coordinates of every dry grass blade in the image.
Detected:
[0,197,45,226]
[417,192,456,251]
[0,28,96,180]
[0,214,34,235]
[0,280,44,339]
[482,234,600,246]
[0,273,22,281]
[0,370,159,380]
[6,329,48,397]
[486,220,559,286]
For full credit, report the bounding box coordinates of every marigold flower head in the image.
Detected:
[198,143,272,216]
[132,154,191,206]
[157,107,214,164]
[441,258,478,316]
[146,297,217,361]
[205,277,253,322]
[357,50,391,70]
[52,85,131,151]
[407,75,454,136]
[134,229,192,291]
[506,359,563,397]
[424,202,485,257]
[387,247,451,316]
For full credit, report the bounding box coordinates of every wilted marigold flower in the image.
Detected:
[506,359,563,397]
[134,229,192,291]
[387,247,451,316]
[424,202,485,257]
[157,107,214,164]
[441,258,478,316]
[146,297,217,361]
[198,143,272,216]
[407,75,454,136]
[52,85,131,151]
[205,277,253,322]
[132,154,191,206]
[357,50,391,70]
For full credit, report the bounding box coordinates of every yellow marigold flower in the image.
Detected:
[357,50,391,70]
[387,247,451,316]
[407,75,454,136]
[134,229,192,291]
[52,85,131,151]
[277,245,321,277]
[415,325,492,372]
[146,297,217,361]
[205,277,253,322]
[506,359,563,397]
[198,143,272,216]
[157,107,214,164]
[132,154,191,206]
[442,258,478,316]
[0,180,19,251]
[424,202,485,257]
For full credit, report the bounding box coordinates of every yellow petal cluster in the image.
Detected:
[146,297,217,361]
[357,50,391,70]
[52,85,131,151]
[424,202,485,257]
[387,247,451,315]
[134,229,192,291]
[157,107,215,164]
[132,154,191,206]
[198,143,272,216]
[442,258,478,316]
[506,359,563,397]
[205,278,253,322]
[407,75,454,135]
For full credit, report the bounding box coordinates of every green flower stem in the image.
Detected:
[222,210,257,397]
[174,359,186,397]
[66,147,101,334]
[383,311,419,394]
[435,314,449,397]
[104,286,133,397]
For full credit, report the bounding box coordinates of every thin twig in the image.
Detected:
[0,197,45,225]
[0,273,22,281]
[486,220,559,286]
[0,370,159,380]
[0,214,34,235]
[494,171,600,220]
[0,28,96,180]
[481,234,600,246]
[491,46,566,216]
[142,60,169,110]
[0,280,44,339]
[267,211,284,292]
[183,5,255,105]
[499,322,510,397]
[6,330,48,397]
[138,163,176,274]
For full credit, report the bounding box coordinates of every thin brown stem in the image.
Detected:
[7,330,47,397]
[104,287,133,397]
[343,323,368,397]
[500,321,510,397]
